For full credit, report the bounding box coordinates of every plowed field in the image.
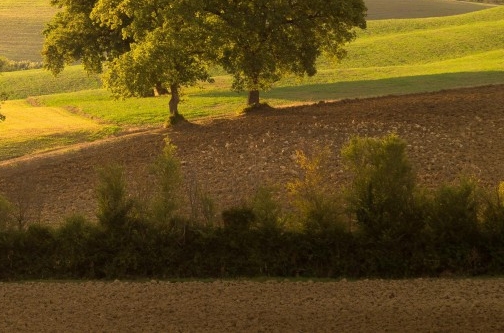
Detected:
[1,85,504,225]
[1,278,504,332]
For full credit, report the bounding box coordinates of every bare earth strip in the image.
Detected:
[1,278,504,332]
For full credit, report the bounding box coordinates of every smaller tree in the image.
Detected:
[45,0,215,121]
[287,147,343,233]
[101,23,213,120]
[199,0,367,106]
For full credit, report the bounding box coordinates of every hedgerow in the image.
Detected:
[0,134,503,280]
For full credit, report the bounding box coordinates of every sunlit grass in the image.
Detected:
[0,6,503,160]
[0,100,118,160]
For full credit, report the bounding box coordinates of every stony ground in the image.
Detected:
[1,278,504,332]
[1,85,503,225]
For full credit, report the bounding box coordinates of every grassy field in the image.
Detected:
[32,6,504,122]
[0,100,118,160]
[0,5,503,159]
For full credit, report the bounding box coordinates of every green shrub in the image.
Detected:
[222,206,255,232]
[341,134,423,241]
[96,164,134,230]
[149,139,182,226]
[53,214,99,278]
[482,182,504,243]
[251,186,283,231]
[425,178,483,273]
[187,172,216,226]
[11,224,57,278]
[341,134,427,276]
[481,183,504,272]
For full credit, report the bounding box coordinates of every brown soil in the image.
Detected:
[1,84,504,225]
[1,86,504,331]
[1,278,504,332]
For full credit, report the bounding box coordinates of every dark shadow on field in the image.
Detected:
[196,71,504,102]
[0,131,100,162]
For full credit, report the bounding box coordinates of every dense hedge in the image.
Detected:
[0,208,503,280]
[1,135,503,280]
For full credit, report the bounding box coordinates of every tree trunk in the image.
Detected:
[168,83,180,117]
[247,90,260,106]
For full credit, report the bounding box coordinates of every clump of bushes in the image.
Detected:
[1,134,504,280]
[0,57,43,72]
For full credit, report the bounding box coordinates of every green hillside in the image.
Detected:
[0,5,503,160]
[340,7,504,67]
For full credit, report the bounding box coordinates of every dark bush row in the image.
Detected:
[1,135,503,280]
[0,203,503,280]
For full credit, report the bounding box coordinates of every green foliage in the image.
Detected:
[200,0,367,104]
[187,174,216,226]
[3,135,504,280]
[0,92,6,122]
[341,134,423,241]
[15,224,57,278]
[0,60,6,122]
[424,178,484,273]
[251,186,283,232]
[482,182,504,242]
[340,134,428,276]
[43,0,130,75]
[96,164,135,230]
[42,0,367,108]
[149,139,183,226]
[53,214,98,277]
[222,207,256,233]
[426,178,480,246]
[0,58,43,72]
[480,182,504,272]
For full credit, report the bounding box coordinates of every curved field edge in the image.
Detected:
[0,100,118,161]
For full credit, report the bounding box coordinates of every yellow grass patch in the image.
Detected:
[0,100,109,160]
[0,100,102,140]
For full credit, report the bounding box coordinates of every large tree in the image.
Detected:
[91,0,213,118]
[43,0,213,119]
[197,0,367,105]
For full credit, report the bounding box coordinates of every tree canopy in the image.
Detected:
[43,0,367,118]
[198,0,367,105]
